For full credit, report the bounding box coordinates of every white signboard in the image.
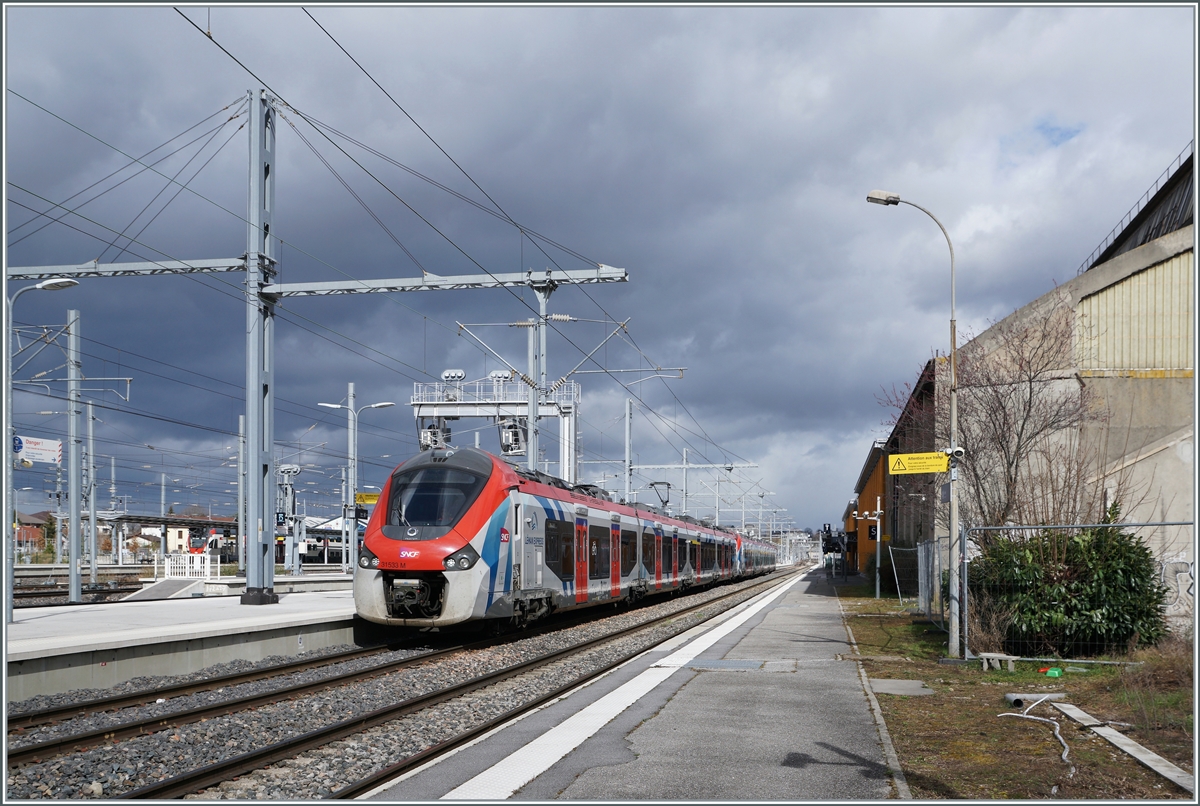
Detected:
[13,435,62,465]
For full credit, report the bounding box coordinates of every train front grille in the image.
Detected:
[383,571,446,619]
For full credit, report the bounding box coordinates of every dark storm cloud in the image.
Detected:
[5,4,1194,528]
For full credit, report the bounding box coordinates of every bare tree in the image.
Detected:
[881,297,1138,537]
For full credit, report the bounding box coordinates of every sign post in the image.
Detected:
[887,451,949,475]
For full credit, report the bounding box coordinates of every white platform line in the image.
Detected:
[440,576,802,800]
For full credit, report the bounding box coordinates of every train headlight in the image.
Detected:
[442,544,480,572]
[359,545,379,569]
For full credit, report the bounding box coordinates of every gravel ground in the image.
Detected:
[5,577,777,800]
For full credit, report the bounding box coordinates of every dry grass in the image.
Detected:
[836,584,1194,799]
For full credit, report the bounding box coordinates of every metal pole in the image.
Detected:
[347,382,357,572]
[339,466,347,573]
[682,449,688,516]
[65,310,82,603]
[875,494,882,599]
[3,288,29,623]
[895,200,959,656]
[86,401,97,585]
[237,415,246,573]
[53,466,63,563]
[241,88,278,605]
[624,398,632,504]
[111,456,120,566]
[526,322,538,473]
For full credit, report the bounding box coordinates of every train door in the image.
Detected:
[587,523,610,600]
[653,523,663,590]
[609,518,620,598]
[671,529,679,584]
[574,509,588,603]
[640,527,654,586]
[521,499,545,588]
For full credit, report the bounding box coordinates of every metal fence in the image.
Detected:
[963,521,1193,659]
[907,538,948,630]
[164,553,216,580]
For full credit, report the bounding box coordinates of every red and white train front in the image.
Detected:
[354,446,777,629]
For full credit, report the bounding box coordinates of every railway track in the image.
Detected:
[4,572,793,800]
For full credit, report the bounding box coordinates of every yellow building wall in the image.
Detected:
[854,455,888,574]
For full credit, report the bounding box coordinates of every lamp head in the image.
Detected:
[35,277,80,291]
[866,190,900,206]
[368,402,395,410]
[317,403,342,410]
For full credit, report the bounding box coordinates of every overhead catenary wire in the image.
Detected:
[15,18,760,505]
[6,95,247,247]
[295,11,748,470]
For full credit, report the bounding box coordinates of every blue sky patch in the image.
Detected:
[1036,118,1083,147]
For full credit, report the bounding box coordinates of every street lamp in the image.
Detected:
[318,398,394,572]
[6,277,80,624]
[867,189,960,656]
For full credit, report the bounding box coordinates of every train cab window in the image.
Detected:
[589,525,610,579]
[641,530,655,573]
[620,530,637,575]
[383,467,487,541]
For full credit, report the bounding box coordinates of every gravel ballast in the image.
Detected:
[5,575,784,800]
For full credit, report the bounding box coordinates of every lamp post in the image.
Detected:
[866,189,960,656]
[319,391,393,573]
[6,277,79,623]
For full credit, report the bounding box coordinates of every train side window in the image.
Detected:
[641,530,655,573]
[560,527,574,578]
[545,518,574,578]
[661,536,670,574]
[620,530,636,575]
[588,525,610,579]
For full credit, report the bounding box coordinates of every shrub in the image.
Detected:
[967,505,1168,657]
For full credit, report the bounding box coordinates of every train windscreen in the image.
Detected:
[382,467,488,541]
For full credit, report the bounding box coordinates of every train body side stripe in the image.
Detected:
[481,499,512,609]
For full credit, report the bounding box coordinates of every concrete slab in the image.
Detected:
[4,590,361,701]
[870,678,934,696]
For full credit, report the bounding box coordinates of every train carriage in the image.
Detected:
[354,446,776,629]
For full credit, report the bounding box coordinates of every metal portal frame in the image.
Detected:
[7,89,627,604]
[411,379,579,481]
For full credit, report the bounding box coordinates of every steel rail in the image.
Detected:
[6,578,695,748]
[118,574,788,799]
[6,643,406,732]
[5,642,471,765]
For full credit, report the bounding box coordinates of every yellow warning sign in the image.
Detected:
[355,492,380,505]
[888,452,949,475]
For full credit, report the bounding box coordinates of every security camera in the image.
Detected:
[950,447,965,460]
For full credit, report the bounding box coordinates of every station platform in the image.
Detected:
[365,566,908,801]
[4,588,359,702]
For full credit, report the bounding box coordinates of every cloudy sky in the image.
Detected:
[4,4,1195,532]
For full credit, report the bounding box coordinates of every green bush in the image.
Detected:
[967,505,1167,658]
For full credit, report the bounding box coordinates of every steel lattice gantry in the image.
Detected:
[6,89,627,604]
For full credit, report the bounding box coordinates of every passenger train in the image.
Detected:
[354,447,778,629]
